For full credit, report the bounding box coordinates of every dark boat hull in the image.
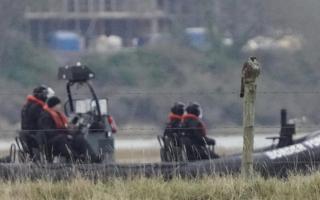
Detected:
[1,131,320,180]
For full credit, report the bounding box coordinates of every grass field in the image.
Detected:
[1,172,320,200]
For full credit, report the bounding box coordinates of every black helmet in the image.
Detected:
[171,102,185,116]
[46,96,61,108]
[33,85,55,102]
[186,102,202,117]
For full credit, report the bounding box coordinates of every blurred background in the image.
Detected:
[1,0,320,161]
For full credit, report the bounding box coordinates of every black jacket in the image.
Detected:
[38,111,68,140]
[21,96,45,134]
[163,114,183,138]
[181,114,215,146]
[38,110,100,162]
[163,114,183,147]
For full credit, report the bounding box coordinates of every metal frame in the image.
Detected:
[66,81,102,121]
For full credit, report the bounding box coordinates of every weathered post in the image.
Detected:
[240,57,261,178]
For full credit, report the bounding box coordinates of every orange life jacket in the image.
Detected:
[43,105,68,129]
[168,113,183,122]
[182,114,207,136]
[26,95,45,107]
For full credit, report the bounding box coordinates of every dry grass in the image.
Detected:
[116,148,161,163]
[115,147,240,163]
[1,172,320,200]
[1,147,240,164]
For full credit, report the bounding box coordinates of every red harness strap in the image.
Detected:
[182,114,207,136]
[26,95,45,107]
[43,105,68,129]
[168,113,183,121]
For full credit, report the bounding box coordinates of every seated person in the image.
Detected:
[163,102,185,145]
[38,96,100,163]
[181,102,218,161]
[162,102,185,161]
[20,85,55,158]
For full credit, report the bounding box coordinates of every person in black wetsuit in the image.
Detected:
[181,102,219,161]
[163,102,185,142]
[162,102,185,161]
[38,96,100,163]
[20,85,55,159]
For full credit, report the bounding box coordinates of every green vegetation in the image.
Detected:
[1,38,56,85]
[79,45,244,125]
[83,49,178,87]
[1,41,320,128]
[1,0,320,129]
[1,173,320,199]
[0,0,57,86]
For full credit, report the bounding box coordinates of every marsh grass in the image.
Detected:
[1,172,320,200]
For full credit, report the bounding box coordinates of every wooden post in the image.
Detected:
[241,57,261,178]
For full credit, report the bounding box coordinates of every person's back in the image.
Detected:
[38,106,68,139]
[38,96,100,163]
[37,97,70,161]
[20,86,54,157]
[163,102,185,144]
[21,96,45,132]
[164,115,181,139]
[181,113,207,146]
[181,103,217,161]
[161,102,185,161]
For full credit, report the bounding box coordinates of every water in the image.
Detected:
[0,140,10,151]
[114,134,280,150]
[0,133,308,152]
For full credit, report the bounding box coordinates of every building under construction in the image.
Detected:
[25,0,212,48]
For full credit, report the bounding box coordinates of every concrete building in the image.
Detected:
[25,0,212,48]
